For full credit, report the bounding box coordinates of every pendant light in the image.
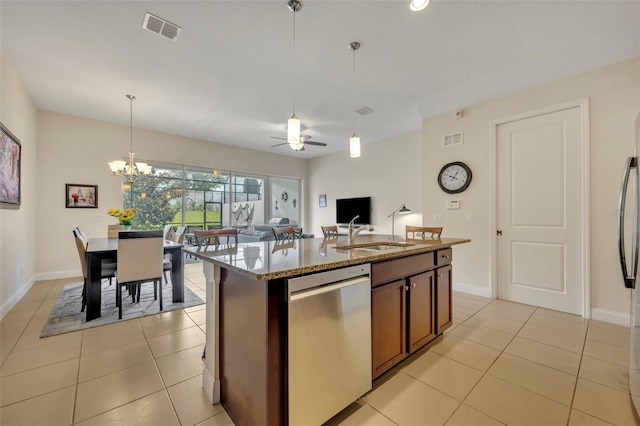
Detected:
[410,0,430,11]
[108,95,152,182]
[349,41,361,158]
[287,0,304,151]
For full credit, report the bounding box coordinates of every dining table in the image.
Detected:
[85,237,184,321]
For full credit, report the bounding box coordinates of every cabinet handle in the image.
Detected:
[442,255,450,259]
[438,274,443,278]
[411,283,416,288]
[404,285,409,291]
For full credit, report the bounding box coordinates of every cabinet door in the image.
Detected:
[407,271,436,353]
[436,264,453,334]
[372,279,407,378]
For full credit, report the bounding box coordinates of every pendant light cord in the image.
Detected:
[129,96,133,153]
[292,7,297,115]
[352,48,356,134]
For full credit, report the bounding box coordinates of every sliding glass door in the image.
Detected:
[124,163,301,231]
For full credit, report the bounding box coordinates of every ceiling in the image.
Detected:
[1,1,638,159]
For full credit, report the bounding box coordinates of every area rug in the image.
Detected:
[40,278,204,338]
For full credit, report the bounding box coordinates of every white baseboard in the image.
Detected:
[453,281,493,299]
[35,269,82,281]
[0,274,36,320]
[590,307,630,327]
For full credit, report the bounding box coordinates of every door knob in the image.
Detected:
[411,283,416,288]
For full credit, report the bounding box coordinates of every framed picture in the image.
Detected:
[0,123,21,209]
[319,194,327,208]
[66,184,98,208]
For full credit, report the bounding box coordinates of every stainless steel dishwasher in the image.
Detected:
[287,264,372,426]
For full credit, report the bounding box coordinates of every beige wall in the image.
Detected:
[422,57,640,322]
[36,111,307,278]
[308,131,423,238]
[0,56,38,318]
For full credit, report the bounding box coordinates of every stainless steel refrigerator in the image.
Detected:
[618,111,640,414]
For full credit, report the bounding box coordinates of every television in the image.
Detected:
[336,197,371,225]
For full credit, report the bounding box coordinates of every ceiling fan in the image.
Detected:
[270,135,327,151]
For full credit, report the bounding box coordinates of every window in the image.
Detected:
[123,162,300,230]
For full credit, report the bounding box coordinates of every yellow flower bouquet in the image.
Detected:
[107,208,137,226]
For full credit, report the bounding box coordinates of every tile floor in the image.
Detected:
[0,264,638,425]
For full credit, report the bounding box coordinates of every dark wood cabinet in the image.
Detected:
[435,264,452,334]
[407,271,436,353]
[371,250,454,379]
[372,279,408,378]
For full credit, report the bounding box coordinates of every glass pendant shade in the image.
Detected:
[410,0,430,11]
[350,134,361,158]
[109,160,127,173]
[288,114,303,150]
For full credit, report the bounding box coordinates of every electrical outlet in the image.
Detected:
[466,213,474,223]
[433,213,442,223]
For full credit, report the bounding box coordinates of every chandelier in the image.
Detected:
[108,94,152,183]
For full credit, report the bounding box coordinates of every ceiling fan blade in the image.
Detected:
[270,142,289,147]
[304,141,327,147]
[270,136,287,141]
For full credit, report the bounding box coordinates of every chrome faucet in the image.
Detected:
[348,215,373,244]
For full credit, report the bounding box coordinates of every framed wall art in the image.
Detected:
[319,194,327,208]
[66,184,98,208]
[0,123,21,209]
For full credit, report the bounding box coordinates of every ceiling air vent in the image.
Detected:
[355,106,374,116]
[142,12,182,41]
[443,131,463,147]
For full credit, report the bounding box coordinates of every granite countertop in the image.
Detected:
[186,234,470,281]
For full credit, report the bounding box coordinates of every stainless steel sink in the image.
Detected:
[334,241,413,251]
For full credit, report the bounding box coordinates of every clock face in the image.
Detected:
[438,162,472,194]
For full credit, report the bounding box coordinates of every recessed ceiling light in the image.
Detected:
[410,0,430,12]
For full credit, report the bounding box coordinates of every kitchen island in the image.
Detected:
[189,234,470,426]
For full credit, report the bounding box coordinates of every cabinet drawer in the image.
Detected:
[436,249,452,266]
[371,252,435,287]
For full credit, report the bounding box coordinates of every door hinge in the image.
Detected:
[497,230,503,236]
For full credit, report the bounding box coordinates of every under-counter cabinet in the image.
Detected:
[371,250,452,379]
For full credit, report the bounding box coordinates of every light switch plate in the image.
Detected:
[433,213,442,223]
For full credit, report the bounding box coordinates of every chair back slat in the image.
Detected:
[405,226,443,240]
[321,225,339,238]
[272,226,299,241]
[193,229,238,250]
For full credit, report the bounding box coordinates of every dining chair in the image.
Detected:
[108,224,124,239]
[172,226,186,244]
[405,225,443,240]
[272,226,300,241]
[195,228,239,250]
[116,230,164,319]
[162,226,187,283]
[163,225,174,240]
[73,229,116,312]
[321,225,339,238]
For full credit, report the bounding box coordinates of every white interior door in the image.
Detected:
[497,106,584,315]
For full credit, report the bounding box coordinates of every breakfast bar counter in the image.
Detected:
[189,234,470,425]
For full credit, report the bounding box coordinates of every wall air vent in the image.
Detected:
[142,12,182,41]
[443,131,463,147]
[355,106,374,116]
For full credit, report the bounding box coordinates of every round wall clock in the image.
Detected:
[437,161,472,194]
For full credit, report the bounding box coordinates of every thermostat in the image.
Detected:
[446,200,460,210]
